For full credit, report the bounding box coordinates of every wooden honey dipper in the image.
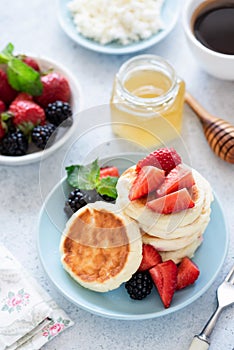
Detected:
[185,91,234,164]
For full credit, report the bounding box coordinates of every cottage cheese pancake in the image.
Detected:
[60,201,142,292]
[116,166,213,239]
[158,236,203,264]
[142,226,205,252]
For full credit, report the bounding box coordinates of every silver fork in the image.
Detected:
[188,264,234,350]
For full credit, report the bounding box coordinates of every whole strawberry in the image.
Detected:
[136,148,182,175]
[22,56,40,71]
[0,100,6,113]
[0,100,8,139]
[0,69,17,105]
[34,72,71,108]
[0,122,6,139]
[9,93,46,129]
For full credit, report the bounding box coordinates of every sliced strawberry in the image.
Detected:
[129,166,165,201]
[147,188,195,214]
[138,244,162,271]
[150,260,177,308]
[136,148,181,174]
[157,164,195,197]
[176,257,200,290]
[100,166,119,178]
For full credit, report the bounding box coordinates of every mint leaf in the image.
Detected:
[66,160,119,199]
[96,176,118,199]
[66,159,100,190]
[77,159,100,190]
[89,159,100,184]
[0,43,14,63]
[66,165,81,188]
[3,42,14,56]
[7,58,43,96]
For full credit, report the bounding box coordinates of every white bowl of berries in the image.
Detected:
[0,43,82,165]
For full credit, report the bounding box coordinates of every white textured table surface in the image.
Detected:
[0,0,234,349]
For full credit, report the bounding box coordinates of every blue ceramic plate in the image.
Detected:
[37,156,229,320]
[57,0,181,54]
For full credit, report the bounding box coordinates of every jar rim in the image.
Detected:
[116,54,178,106]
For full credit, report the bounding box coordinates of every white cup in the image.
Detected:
[182,0,234,80]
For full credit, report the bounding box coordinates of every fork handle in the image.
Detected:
[188,335,209,350]
[188,306,223,350]
[199,306,223,339]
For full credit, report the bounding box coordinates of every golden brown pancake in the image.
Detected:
[60,201,142,292]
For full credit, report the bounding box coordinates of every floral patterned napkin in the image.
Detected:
[0,244,74,350]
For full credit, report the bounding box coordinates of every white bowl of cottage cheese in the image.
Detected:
[57,0,181,54]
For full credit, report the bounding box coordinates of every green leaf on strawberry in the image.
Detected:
[65,159,119,199]
[0,43,43,96]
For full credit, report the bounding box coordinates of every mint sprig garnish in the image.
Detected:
[96,176,118,198]
[0,43,14,63]
[65,159,118,199]
[0,43,43,96]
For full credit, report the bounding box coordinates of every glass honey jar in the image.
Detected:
[110,55,185,148]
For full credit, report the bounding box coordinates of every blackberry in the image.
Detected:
[97,193,116,203]
[64,189,99,217]
[125,271,153,300]
[32,123,56,149]
[45,101,72,126]
[0,130,28,156]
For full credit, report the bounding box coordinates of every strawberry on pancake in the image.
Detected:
[116,148,213,263]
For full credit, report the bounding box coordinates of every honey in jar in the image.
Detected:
[110,55,185,148]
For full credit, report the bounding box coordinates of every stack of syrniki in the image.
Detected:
[60,148,213,293]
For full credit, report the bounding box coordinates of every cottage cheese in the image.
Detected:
[68,0,165,45]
